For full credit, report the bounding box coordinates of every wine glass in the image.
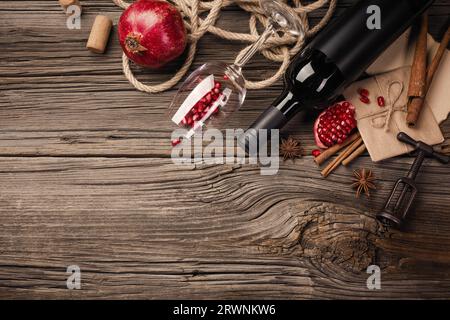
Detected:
[168,0,305,144]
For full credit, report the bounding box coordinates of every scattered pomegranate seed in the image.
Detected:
[358,88,370,97]
[312,149,321,157]
[360,95,370,104]
[171,138,181,147]
[377,96,386,107]
[223,74,229,81]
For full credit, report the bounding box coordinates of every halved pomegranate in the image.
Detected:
[313,101,357,149]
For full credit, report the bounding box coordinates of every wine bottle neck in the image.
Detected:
[272,89,303,119]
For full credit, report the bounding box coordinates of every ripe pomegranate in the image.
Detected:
[313,101,357,149]
[118,0,187,68]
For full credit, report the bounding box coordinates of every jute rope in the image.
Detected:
[112,0,337,93]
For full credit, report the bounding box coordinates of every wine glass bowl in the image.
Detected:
[167,0,304,142]
[168,62,246,140]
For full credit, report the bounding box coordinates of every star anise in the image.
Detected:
[351,168,377,198]
[280,137,303,161]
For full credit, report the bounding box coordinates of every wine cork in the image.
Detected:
[86,15,113,54]
[58,0,82,15]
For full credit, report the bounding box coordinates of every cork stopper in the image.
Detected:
[86,15,113,54]
[58,0,82,15]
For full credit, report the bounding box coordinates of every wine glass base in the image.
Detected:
[259,0,304,37]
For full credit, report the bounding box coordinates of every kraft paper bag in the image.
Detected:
[343,67,446,162]
[343,28,450,162]
[367,27,450,125]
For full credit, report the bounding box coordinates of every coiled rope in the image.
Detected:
[112,0,337,93]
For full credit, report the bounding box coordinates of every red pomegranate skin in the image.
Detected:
[118,0,187,68]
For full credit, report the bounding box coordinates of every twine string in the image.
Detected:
[112,0,337,93]
[358,80,407,132]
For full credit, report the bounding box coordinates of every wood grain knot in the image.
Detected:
[258,201,382,273]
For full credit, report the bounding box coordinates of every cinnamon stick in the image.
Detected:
[314,132,360,166]
[426,24,450,88]
[407,23,450,127]
[321,137,363,178]
[406,14,428,127]
[342,143,366,166]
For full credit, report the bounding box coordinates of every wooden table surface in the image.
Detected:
[1,0,449,299]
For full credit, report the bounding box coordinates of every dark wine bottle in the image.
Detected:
[239,0,435,153]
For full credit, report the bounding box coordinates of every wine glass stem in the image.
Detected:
[233,23,275,70]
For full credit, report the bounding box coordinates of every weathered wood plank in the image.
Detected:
[0,156,449,299]
[0,1,448,157]
[1,0,449,300]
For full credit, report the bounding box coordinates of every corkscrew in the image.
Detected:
[377,132,450,229]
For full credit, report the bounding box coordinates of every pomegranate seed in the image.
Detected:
[342,101,350,108]
[223,75,229,80]
[358,88,370,97]
[312,149,321,157]
[360,96,370,104]
[215,82,221,89]
[377,96,386,107]
[171,139,181,147]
